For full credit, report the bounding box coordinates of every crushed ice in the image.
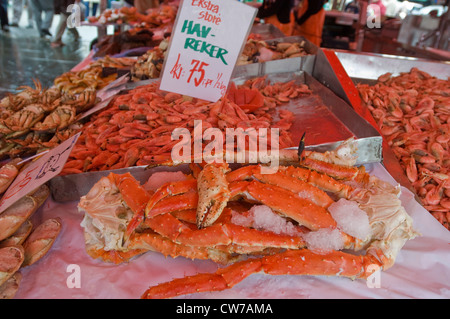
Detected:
[231,205,301,237]
[328,198,371,240]
[301,228,345,253]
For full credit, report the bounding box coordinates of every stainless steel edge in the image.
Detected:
[334,50,450,81]
[50,164,193,202]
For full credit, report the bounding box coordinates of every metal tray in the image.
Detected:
[50,164,191,203]
[264,35,319,55]
[232,35,319,78]
[334,50,450,83]
[231,69,382,164]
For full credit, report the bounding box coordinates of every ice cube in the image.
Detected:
[301,228,345,254]
[328,198,371,240]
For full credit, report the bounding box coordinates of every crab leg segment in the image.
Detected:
[281,166,353,199]
[145,213,231,247]
[112,173,152,240]
[113,173,151,215]
[261,249,379,279]
[144,179,197,217]
[229,180,337,231]
[127,230,213,261]
[301,157,369,185]
[148,192,199,217]
[141,249,382,299]
[222,223,305,250]
[141,258,263,299]
[85,246,147,264]
[144,210,306,250]
[226,165,335,208]
[87,231,222,265]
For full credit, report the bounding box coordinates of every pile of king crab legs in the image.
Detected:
[77,138,419,299]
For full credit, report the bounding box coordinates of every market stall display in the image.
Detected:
[5,159,447,299]
[59,63,382,179]
[0,1,449,300]
[130,38,169,81]
[357,68,450,229]
[130,36,317,81]
[81,3,178,60]
[0,81,99,159]
[237,36,315,65]
[60,75,309,174]
[86,4,177,29]
[0,55,139,161]
[54,56,136,94]
[77,140,418,298]
[92,28,163,58]
[0,182,61,299]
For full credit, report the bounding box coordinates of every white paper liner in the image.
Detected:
[13,163,450,299]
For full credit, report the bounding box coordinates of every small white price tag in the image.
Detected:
[0,132,81,213]
[160,0,257,102]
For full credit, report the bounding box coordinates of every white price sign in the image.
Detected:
[160,0,257,102]
[0,132,80,213]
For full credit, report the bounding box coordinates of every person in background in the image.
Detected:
[83,0,111,18]
[292,0,327,46]
[344,0,359,14]
[256,0,294,36]
[0,0,9,32]
[29,0,54,38]
[10,0,34,28]
[51,0,80,47]
[82,0,97,18]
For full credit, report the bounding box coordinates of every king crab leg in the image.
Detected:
[141,249,382,299]
[144,209,306,252]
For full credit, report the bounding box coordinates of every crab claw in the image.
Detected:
[196,163,231,229]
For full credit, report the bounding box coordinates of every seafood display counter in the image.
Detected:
[1,24,449,299]
[331,51,450,230]
[10,161,450,299]
[50,58,383,202]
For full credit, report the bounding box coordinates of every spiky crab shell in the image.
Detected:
[79,174,132,252]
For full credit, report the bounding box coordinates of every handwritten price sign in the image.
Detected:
[160,0,257,102]
[0,132,80,213]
